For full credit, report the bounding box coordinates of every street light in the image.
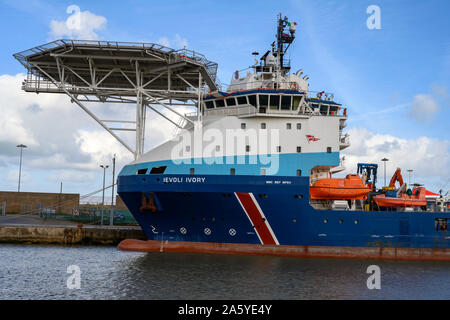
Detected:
[100,164,109,225]
[381,158,389,187]
[110,154,116,226]
[16,144,27,192]
[407,169,413,187]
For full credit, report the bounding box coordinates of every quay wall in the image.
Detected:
[0,225,146,245]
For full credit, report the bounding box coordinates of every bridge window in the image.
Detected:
[226,97,236,106]
[261,123,266,129]
[297,123,301,130]
[205,101,214,109]
[293,96,302,109]
[320,104,329,115]
[237,96,247,105]
[137,168,148,175]
[330,106,339,115]
[327,147,332,153]
[286,123,292,130]
[281,95,291,110]
[149,166,167,174]
[269,95,280,109]
[216,99,225,107]
[248,95,257,107]
[297,146,301,153]
[241,123,246,129]
[259,95,269,107]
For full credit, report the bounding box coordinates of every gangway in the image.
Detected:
[14,39,220,159]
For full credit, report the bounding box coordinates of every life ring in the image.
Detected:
[290,82,297,90]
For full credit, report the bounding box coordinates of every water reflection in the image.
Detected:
[0,245,449,300]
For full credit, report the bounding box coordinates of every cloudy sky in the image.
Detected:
[0,0,449,196]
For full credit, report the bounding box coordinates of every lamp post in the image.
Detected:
[16,144,27,192]
[109,154,116,226]
[407,169,413,187]
[100,164,109,225]
[381,158,389,187]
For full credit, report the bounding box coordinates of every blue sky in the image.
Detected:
[0,0,449,195]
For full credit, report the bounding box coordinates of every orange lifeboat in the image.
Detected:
[373,187,426,207]
[310,174,371,200]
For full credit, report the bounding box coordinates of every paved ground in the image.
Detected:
[0,214,142,230]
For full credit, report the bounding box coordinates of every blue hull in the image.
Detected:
[117,174,450,250]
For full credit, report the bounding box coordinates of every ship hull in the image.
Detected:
[118,239,450,261]
[117,174,450,259]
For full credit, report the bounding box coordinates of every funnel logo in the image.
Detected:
[306,134,320,143]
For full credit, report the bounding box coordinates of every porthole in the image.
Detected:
[324,219,328,224]
[294,195,298,199]
[354,220,359,224]
[298,194,303,199]
[293,218,297,223]
[339,219,344,224]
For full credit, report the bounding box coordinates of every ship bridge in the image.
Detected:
[14,39,220,158]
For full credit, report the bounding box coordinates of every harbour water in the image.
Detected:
[0,244,448,300]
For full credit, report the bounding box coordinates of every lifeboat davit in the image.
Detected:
[373,188,427,207]
[310,174,371,200]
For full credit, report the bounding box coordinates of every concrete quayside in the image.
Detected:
[0,215,146,246]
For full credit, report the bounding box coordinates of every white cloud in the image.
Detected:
[158,34,188,49]
[0,73,190,192]
[408,94,440,122]
[341,128,450,191]
[49,5,107,40]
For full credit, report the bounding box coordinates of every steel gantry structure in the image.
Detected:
[14,39,220,159]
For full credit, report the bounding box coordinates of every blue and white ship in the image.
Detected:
[116,15,449,260]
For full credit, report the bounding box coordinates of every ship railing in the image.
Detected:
[307,90,335,101]
[340,134,350,144]
[171,48,218,83]
[22,72,78,93]
[225,81,302,93]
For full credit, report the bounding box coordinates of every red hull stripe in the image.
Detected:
[234,192,279,245]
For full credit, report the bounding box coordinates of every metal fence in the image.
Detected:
[39,207,138,225]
